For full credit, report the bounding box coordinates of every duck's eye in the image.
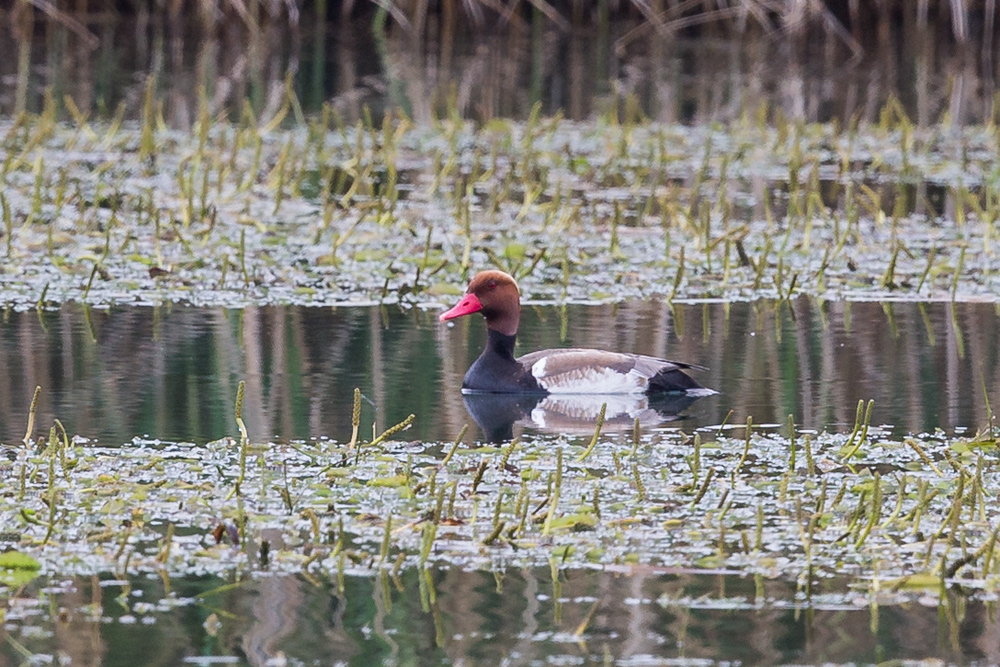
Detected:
[488,280,497,290]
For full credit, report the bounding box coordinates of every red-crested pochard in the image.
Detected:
[439,270,707,395]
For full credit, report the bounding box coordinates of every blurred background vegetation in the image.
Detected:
[3,0,999,125]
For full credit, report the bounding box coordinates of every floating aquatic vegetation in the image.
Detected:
[2,388,998,610]
[0,101,998,310]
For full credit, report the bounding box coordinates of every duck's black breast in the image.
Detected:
[461,330,544,394]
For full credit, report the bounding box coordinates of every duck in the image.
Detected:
[439,270,707,395]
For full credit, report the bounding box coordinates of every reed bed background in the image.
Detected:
[3,0,1000,125]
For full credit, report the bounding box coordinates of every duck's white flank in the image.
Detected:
[529,354,651,394]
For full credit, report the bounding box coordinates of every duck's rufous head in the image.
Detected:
[439,270,521,336]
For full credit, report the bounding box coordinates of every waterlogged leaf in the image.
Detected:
[837,444,862,459]
[0,551,41,570]
[368,475,409,488]
[0,550,40,589]
[887,573,942,590]
[101,498,127,514]
[173,480,210,489]
[462,446,501,455]
[694,554,727,568]
[0,568,39,587]
[551,545,574,559]
[568,156,591,173]
[547,513,596,531]
[352,249,390,262]
[851,478,880,494]
[608,517,647,527]
[855,462,904,476]
[950,440,971,454]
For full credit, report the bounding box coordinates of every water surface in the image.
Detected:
[3,568,996,667]
[1,299,997,446]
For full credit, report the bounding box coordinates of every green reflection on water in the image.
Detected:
[0,300,997,447]
[1,568,993,667]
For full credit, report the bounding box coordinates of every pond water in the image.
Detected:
[2,300,997,447]
[5,567,997,667]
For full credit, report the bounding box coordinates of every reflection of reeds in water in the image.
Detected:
[1,301,998,446]
[2,1,998,124]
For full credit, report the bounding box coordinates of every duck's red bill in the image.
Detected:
[440,293,483,321]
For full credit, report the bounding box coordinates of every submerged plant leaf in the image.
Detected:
[547,513,597,530]
[0,551,41,570]
[368,474,409,488]
[886,573,943,590]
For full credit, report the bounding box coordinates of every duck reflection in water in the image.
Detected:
[462,391,705,442]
